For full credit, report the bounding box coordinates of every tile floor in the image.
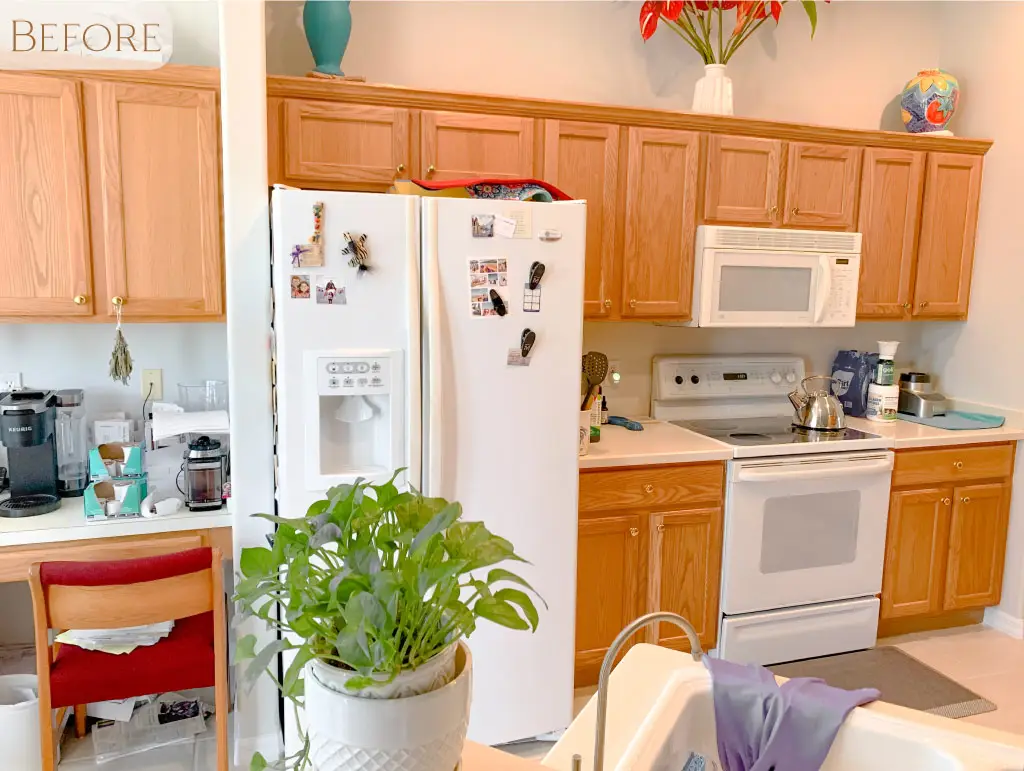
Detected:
[496,624,1024,763]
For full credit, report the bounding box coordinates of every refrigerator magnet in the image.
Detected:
[290,274,311,299]
[468,259,508,316]
[291,201,325,268]
[538,229,562,242]
[523,284,541,312]
[471,214,495,238]
[493,215,517,239]
[506,347,532,367]
[316,277,346,305]
[488,289,508,317]
[341,232,370,273]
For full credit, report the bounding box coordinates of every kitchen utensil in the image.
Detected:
[608,416,643,431]
[55,389,88,498]
[582,351,609,388]
[581,383,599,411]
[897,372,948,418]
[788,375,846,431]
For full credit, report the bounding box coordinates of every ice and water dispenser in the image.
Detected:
[307,350,404,483]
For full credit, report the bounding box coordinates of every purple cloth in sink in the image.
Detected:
[705,656,879,771]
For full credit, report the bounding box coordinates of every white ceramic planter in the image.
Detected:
[304,642,472,771]
[692,64,734,115]
[311,641,457,699]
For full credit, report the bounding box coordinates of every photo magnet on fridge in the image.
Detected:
[471,214,495,238]
[468,259,508,316]
[290,274,311,299]
[316,277,346,305]
[291,201,325,267]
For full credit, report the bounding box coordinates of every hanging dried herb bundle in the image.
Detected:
[109,301,133,385]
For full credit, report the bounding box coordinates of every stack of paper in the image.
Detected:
[55,622,174,655]
[151,410,229,441]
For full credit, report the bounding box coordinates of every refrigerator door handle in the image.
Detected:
[425,202,444,497]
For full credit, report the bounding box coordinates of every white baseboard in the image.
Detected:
[984,607,1024,639]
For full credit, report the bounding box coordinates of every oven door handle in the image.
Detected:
[736,458,893,483]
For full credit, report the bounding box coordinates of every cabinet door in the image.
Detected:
[783,142,862,229]
[0,74,91,317]
[648,508,722,653]
[856,149,924,319]
[880,487,951,619]
[420,111,535,181]
[944,482,1011,611]
[704,135,782,225]
[912,153,983,319]
[90,82,222,319]
[543,120,620,319]
[621,128,699,319]
[282,100,409,189]
[575,514,643,686]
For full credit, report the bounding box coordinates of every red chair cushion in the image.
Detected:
[40,547,212,587]
[49,611,216,708]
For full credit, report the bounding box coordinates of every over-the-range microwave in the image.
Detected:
[688,225,862,328]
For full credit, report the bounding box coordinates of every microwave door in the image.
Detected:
[706,251,817,326]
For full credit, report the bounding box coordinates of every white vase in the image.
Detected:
[304,642,472,771]
[692,63,734,115]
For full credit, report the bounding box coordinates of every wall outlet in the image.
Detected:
[0,372,23,391]
[141,369,163,401]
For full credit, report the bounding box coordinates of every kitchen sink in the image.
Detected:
[543,644,1024,771]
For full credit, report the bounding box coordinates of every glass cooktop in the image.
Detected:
[671,416,880,447]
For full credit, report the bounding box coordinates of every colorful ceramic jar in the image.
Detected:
[901,69,960,134]
[303,0,352,76]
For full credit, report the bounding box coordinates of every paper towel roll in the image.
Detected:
[866,383,900,422]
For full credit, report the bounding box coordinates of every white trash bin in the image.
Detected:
[0,674,41,771]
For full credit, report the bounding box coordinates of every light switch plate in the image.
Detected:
[141,369,163,401]
[0,372,22,391]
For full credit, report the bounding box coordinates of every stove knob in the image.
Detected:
[690,375,700,385]
[785,371,797,384]
[674,376,683,385]
[770,371,783,385]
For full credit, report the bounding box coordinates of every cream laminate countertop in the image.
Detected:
[847,416,1024,450]
[578,421,733,470]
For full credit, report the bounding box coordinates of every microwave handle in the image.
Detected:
[814,255,833,323]
[736,457,893,483]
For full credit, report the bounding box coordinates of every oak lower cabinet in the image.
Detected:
[575,463,725,686]
[880,444,1014,633]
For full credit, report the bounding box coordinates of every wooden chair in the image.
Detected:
[28,547,229,771]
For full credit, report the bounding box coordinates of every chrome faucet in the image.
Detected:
[591,612,703,771]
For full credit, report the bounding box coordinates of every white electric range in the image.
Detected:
[652,355,894,665]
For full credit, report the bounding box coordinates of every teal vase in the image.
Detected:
[303,0,352,76]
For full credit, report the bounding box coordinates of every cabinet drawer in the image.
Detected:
[579,463,724,513]
[892,444,1015,487]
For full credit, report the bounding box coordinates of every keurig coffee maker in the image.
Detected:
[0,390,60,517]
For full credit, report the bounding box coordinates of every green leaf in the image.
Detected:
[249,752,268,771]
[309,522,342,548]
[282,646,314,699]
[800,0,818,37]
[494,588,540,631]
[336,622,373,670]
[345,591,386,631]
[240,547,275,578]
[251,512,311,532]
[411,503,462,554]
[474,596,530,631]
[234,633,258,663]
[486,568,537,594]
[242,638,288,691]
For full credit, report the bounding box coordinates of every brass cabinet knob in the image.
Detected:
[396,163,406,174]
[643,484,654,494]
[920,301,929,308]
[111,296,124,306]
[73,295,88,305]
[629,299,638,309]
[426,164,436,177]
[604,299,612,309]
[629,527,639,537]
[769,205,778,217]
[961,496,971,504]
[657,524,666,533]
[791,207,800,215]
[942,497,951,506]
[954,460,964,469]
[902,302,912,310]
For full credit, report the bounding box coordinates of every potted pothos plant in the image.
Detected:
[234,471,542,771]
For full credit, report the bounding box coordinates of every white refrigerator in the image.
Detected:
[271,188,586,745]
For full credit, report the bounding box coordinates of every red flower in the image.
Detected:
[733,0,768,33]
[640,0,685,40]
[690,1,739,9]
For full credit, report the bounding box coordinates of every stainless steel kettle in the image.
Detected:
[788,375,846,431]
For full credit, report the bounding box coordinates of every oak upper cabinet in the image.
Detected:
[880,487,950,620]
[281,100,409,190]
[543,120,620,319]
[912,153,983,319]
[621,127,700,319]
[856,149,925,319]
[419,111,536,181]
[88,81,223,319]
[945,482,1011,611]
[575,514,643,684]
[648,508,723,652]
[703,135,783,225]
[0,74,92,317]
[783,142,862,229]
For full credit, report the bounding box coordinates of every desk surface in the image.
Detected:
[0,497,233,548]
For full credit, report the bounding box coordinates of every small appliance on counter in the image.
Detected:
[182,435,226,511]
[898,372,948,418]
[0,390,60,517]
[866,341,900,422]
[55,389,88,497]
[788,375,846,431]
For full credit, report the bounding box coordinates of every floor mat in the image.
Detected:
[769,646,996,719]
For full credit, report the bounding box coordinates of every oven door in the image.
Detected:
[698,249,834,327]
[721,451,893,615]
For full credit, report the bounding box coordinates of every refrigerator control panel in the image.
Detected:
[317,356,392,395]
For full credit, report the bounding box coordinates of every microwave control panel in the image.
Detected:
[821,255,860,325]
